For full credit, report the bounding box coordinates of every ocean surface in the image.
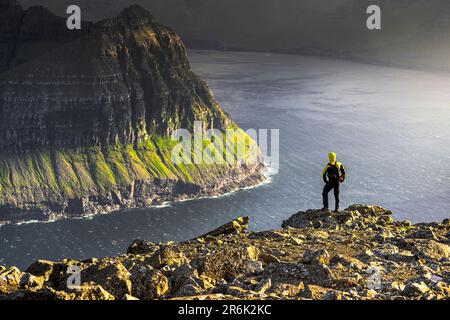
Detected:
[1,50,450,269]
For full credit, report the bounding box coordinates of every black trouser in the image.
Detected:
[323,182,340,211]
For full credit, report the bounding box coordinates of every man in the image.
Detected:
[322,152,346,212]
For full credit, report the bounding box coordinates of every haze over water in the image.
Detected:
[1,50,450,268]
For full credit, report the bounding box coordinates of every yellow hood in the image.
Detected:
[328,152,337,164]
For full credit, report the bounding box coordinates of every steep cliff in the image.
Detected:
[0,3,265,223]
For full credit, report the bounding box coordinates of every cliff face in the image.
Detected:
[0,4,230,151]
[1,205,449,300]
[0,3,264,223]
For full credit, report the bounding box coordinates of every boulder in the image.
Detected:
[145,245,187,269]
[25,260,54,280]
[403,282,430,297]
[73,283,115,300]
[268,282,304,297]
[302,249,330,265]
[193,217,249,240]
[26,260,74,290]
[413,240,450,261]
[128,264,169,299]
[81,261,132,298]
[127,240,157,255]
[407,227,438,240]
[19,273,44,289]
[0,266,22,294]
[196,245,260,281]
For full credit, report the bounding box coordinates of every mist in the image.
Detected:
[18,0,450,71]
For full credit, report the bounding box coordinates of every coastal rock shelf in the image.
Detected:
[1,205,449,300]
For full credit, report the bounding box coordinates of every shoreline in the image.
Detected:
[0,163,270,227]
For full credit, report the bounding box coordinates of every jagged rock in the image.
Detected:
[26,260,78,290]
[250,230,289,240]
[330,254,367,271]
[346,205,393,217]
[407,227,438,240]
[18,273,44,289]
[413,240,450,262]
[175,283,204,297]
[25,260,54,280]
[403,282,430,297]
[302,249,330,265]
[282,205,392,230]
[1,287,74,301]
[373,243,400,258]
[303,264,335,287]
[81,261,132,298]
[263,262,334,287]
[259,253,281,264]
[145,245,187,269]
[0,266,22,294]
[387,252,417,264]
[196,245,260,281]
[254,278,272,294]
[241,261,264,275]
[373,230,395,243]
[170,264,201,292]
[225,286,255,297]
[332,274,362,288]
[323,290,358,300]
[3,205,450,300]
[357,250,375,263]
[128,264,169,299]
[127,240,157,255]
[268,282,304,297]
[73,283,115,300]
[193,217,249,240]
[300,284,329,299]
[387,281,407,294]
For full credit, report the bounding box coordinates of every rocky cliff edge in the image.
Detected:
[1,205,449,300]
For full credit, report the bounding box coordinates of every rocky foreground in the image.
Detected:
[1,205,450,300]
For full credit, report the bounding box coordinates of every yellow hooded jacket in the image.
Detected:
[322,152,346,184]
